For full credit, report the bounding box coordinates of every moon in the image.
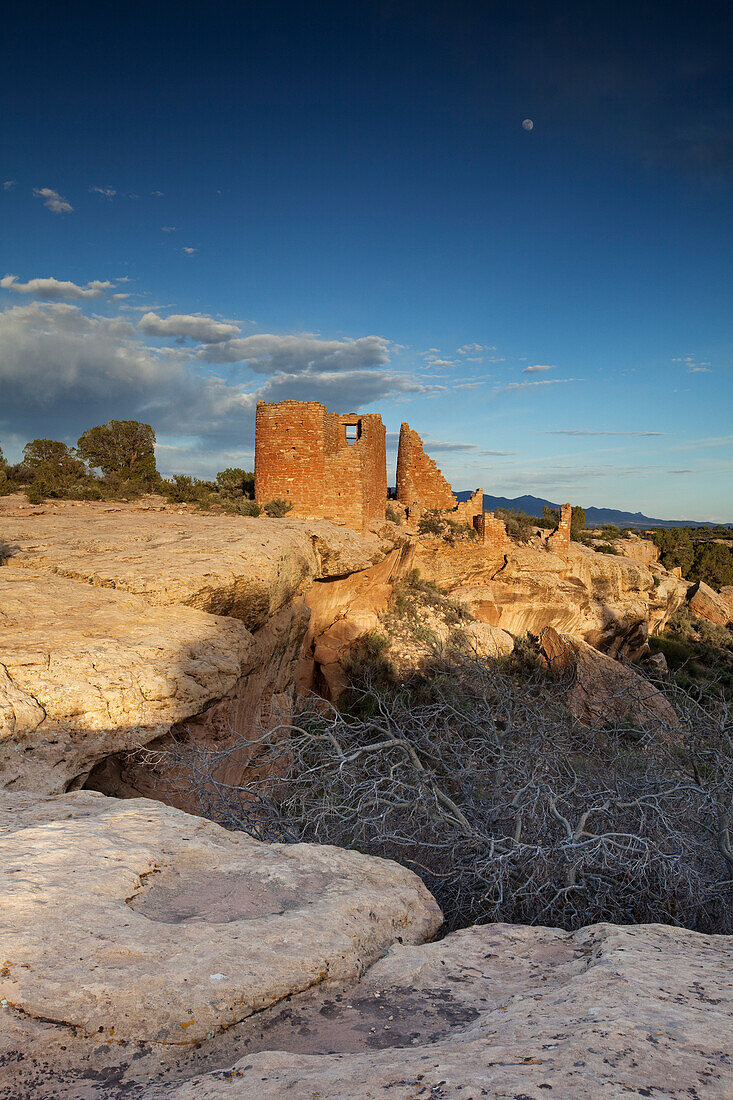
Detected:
[522,118,534,131]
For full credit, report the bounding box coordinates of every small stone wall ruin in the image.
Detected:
[547,502,572,553]
[473,510,508,550]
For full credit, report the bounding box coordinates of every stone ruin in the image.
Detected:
[395,422,457,513]
[254,400,387,532]
[254,401,571,551]
[547,501,572,553]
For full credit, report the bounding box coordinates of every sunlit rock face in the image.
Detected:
[688,580,732,626]
[410,540,686,659]
[0,498,687,801]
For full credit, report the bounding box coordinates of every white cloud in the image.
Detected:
[33,187,73,214]
[0,302,434,464]
[545,429,669,437]
[3,180,17,191]
[673,355,713,373]
[139,311,241,344]
[457,343,496,354]
[1,275,114,300]
[181,247,198,255]
[151,190,164,197]
[503,378,585,392]
[199,332,392,374]
[89,186,116,200]
[522,364,555,374]
[162,226,177,232]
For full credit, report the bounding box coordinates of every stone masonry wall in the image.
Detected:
[255,401,387,532]
[473,511,508,550]
[454,488,484,525]
[396,422,457,511]
[255,401,328,519]
[547,502,572,553]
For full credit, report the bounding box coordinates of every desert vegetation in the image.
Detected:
[0,422,261,514]
[165,578,732,938]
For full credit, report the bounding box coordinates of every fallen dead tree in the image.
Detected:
[166,647,733,934]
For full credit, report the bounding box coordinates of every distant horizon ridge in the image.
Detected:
[452,491,732,529]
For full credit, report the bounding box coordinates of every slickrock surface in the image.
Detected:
[3,792,730,1099]
[0,790,442,1052]
[0,496,390,629]
[689,580,732,626]
[0,570,255,793]
[0,499,398,795]
[166,921,733,1100]
[608,533,661,563]
[540,626,680,735]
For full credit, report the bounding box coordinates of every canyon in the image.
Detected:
[0,415,730,1097]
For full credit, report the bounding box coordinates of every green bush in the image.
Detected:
[223,498,261,516]
[264,498,293,518]
[595,543,618,555]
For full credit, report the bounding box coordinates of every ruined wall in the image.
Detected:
[324,413,387,530]
[454,488,484,525]
[474,511,508,551]
[547,502,572,553]
[396,422,457,511]
[255,401,387,531]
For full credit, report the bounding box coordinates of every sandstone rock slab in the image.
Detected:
[0,499,388,629]
[0,790,442,1049]
[167,921,733,1100]
[0,571,255,793]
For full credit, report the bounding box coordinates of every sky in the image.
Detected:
[1,0,731,521]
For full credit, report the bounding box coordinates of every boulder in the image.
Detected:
[167,921,733,1100]
[720,585,733,619]
[539,627,679,736]
[0,789,442,1051]
[688,580,732,626]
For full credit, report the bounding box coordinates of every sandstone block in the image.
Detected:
[539,626,679,736]
[688,580,731,626]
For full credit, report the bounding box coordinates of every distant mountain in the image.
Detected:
[454,491,732,530]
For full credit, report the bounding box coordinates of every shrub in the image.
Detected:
[418,510,447,537]
[215,467,255,499]
[174,650,733,935]
[223,498,261,517]
[263,498,293,518]
[595,543,618,555]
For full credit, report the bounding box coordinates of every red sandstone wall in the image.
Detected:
[255,401,387,531]
[454,488,484,525]
[474,511,508,550]
[254,401,327,518]
[396,423,456,511]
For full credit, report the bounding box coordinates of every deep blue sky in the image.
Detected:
[1,0,731,519]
